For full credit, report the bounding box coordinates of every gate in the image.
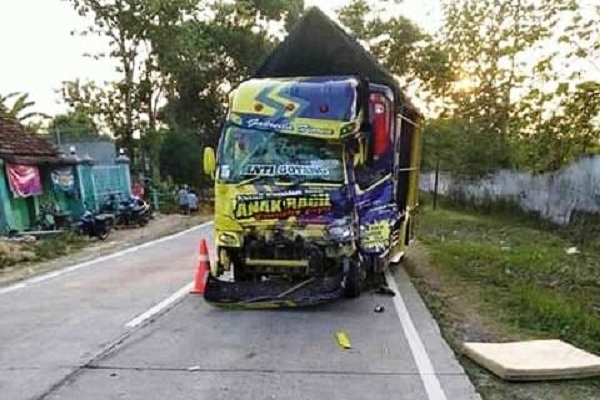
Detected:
[80,165,131,211]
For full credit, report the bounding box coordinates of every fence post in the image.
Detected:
[116,153,132,197]
[152,188,159,213]
[433,159,440,210]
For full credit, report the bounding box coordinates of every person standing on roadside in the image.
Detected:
[132,180,145,199]
[188,189,199,214]
[178,184,189,214]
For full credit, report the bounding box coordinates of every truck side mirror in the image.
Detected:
[203,147,216,177]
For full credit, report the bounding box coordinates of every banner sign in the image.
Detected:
[51,167,75,193]
[6,164,43,198]
[233,189,332,220]
[241,164,330,177]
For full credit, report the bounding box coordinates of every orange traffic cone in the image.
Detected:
[190,238,210,294]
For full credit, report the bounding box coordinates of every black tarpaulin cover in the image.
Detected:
[254,7,422,120]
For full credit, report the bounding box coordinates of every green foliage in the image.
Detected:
[419,207,600,354]
[27,233,88,262]
[432,0,599,174]
[422,118,511,177]
[514,80,600,172]
[63,0,199,155]
[153,1,302,133]
[158,130,203,188]
[0,233,88,268]
[64,0,302,183]
[337,0,454,101]
[0,92,48,124]
[48,109,100,139]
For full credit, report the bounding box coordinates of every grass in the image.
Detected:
[26,232,89,262]
[405,202,600,400]
[1,233,88,269]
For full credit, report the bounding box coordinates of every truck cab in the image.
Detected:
[203,75,421,307]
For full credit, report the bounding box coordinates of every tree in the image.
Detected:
[159,129,202,187]
[153,0,303,137]
[560,2,600,76]
[58,79,118,135]
[48,109,100,139]
[514,80,600,172]
[423,118,509,178]
[337,0,454,107]
[437,0,582,174]
[0,92,47,123]
[64,0,199,155]
[135,0,299,185]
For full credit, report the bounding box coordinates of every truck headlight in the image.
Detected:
[218,232,240,246]
[327,220,353,242]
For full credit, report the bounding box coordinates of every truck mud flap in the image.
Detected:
[203,274,344,309]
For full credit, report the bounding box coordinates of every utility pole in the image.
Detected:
[433,159,440,210]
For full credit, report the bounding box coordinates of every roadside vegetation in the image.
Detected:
[406,198,600,400]
[0,233,87,269]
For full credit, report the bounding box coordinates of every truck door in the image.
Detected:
[394,114,421,244]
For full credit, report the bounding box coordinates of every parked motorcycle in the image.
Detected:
[75,205,115,240]
[101,194,152,228]
[33,203,73,232]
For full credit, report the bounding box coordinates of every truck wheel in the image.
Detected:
[343,258,361,299]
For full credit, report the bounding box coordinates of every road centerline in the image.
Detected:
[124,281,194,329]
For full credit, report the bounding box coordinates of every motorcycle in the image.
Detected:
[75,206,115,240]
[101,194,152,228]
[32,203,73,232]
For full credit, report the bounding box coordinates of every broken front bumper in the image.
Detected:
[203,273,344,308]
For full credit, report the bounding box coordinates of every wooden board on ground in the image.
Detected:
[462,339,600,381]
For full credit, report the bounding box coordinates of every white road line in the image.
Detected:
[385,268,448,400]
[0,221,213,296]
[125,281,194,329]
[0,282,26,295]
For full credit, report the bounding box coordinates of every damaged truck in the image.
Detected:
[201,8,423,307]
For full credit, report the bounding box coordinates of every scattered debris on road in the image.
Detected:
[374,305,385,313]
[335,331,352,349]
[375,285,395,296]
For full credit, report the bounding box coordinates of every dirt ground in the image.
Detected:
[0,213,211,287]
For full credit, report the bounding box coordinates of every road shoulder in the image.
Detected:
[0,214,211,288]
[389,263,482,400]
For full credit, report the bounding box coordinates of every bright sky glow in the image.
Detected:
[0,0,441,118]
[1,0,597,120]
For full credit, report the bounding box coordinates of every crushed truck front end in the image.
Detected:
[203,77,363,307]
[202,75,422,308]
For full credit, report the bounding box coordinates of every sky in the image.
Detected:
[0,0,442,118]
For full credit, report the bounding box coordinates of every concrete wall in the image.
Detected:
[56,140,117,166]
[420,154,600,225]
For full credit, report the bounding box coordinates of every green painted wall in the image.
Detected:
[0,159,37,231]
[0,158,132,231]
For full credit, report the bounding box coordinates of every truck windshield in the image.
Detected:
[218,127,344,184]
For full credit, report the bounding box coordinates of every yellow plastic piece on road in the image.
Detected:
[463,339,600,381]
[336,331,352,349]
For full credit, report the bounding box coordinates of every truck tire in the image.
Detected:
[343,258,361,299]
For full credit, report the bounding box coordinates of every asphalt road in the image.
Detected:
[0,222,480,400]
